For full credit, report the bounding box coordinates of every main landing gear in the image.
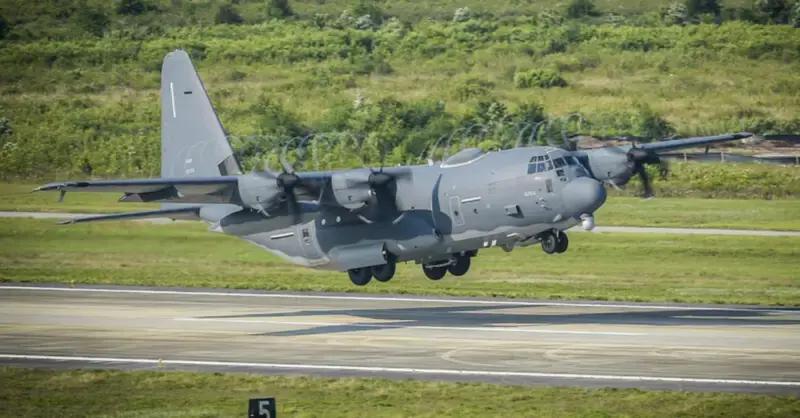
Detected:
[422,251,474,281]
[540,229,569,254]
[347,251,477,286]
[347,255,397,286]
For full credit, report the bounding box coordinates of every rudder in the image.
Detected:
[160,49,242,178]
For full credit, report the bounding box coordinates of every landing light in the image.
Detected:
[580,214,595,231]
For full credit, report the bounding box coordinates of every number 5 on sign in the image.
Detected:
[248,397,276,418]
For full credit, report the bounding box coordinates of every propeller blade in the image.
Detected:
[635,164,653,198]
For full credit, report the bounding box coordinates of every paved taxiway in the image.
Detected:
[1,284,799,395]
[3,211,800,236]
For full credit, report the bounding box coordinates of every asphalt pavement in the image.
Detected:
[1,284,798,395]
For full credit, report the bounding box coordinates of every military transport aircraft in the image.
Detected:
[31,49,753,286]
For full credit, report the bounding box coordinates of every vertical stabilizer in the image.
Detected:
[160,49,242,178]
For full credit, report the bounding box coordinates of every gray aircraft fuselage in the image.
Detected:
[210,146,606,272]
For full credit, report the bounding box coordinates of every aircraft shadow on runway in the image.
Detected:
[194,304,800,337]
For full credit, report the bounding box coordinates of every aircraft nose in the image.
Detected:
[562,177,607,218]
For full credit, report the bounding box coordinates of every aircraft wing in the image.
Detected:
[32,167,414,211]
[55,206,205,224]
[638,132,753,153]
[31,176,239,204]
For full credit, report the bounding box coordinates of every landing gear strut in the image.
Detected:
[541,230,568,254]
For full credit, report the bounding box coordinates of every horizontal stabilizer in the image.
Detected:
[56,206,204,225]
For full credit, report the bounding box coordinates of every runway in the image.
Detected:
[1,284,799,395]
[3,211,800,236]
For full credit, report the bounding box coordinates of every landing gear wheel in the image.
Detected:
[448,255,471,276]
[541,232,558,254]
[555,231,569,253]
[371,262,396,282]
[348,267,372,286]
[423,265,447,281]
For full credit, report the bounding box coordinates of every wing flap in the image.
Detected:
[56,206,204,225]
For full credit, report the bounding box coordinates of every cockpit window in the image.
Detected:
[565,156,579,166]
[527,155,553,174]
[553,157,567,168]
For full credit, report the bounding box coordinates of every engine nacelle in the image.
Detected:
[331,171,375,210]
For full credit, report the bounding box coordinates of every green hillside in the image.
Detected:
[0,0,798,197]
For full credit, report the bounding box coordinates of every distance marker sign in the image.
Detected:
[248,397,276,418]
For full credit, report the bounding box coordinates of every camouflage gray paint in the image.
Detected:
[32,49,753,285]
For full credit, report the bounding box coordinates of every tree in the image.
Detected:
[685,0,721,17]
[566,0,601,18]
[76,6,110,37]
[216,4,244,24]
[755,0,792,23]
[116,0,156,16]
[0,14,8,40]
[0,118,12,137]
[265,0,293,19]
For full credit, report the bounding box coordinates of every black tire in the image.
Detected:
[423,265,447,280]
[348,267,372,286]
[541,232,558,254]
[555,231,569,253]
[371,263,396,282]
[448,256,470,276]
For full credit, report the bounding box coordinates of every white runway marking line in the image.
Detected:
[1,285,796,313]
[1,354,799,387]
[173,317,647,336]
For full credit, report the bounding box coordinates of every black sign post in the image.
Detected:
[248,397,276,418]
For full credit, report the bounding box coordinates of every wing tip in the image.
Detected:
[29,182,62,193]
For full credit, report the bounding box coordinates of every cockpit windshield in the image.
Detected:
[528,153,587,176]
[527,155,553,174]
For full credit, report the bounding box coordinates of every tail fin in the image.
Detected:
[160,49,242,178]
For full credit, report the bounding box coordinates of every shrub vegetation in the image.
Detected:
[0,0,798,198]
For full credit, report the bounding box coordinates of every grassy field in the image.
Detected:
[2,218,798,305]
[2,4,800,181]
[3,367,798,418]
[3,182,799,231]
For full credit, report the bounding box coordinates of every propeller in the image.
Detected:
[624,144,671,198]
[253,144,305,223]
[564,132,672,198]
[361,148,412,221]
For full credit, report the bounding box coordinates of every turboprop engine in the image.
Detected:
[331,171,378,210]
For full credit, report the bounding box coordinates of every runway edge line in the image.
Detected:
[2,354,799,387]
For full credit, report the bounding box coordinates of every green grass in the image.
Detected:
[3,182,799,231]
[2,16,800,181]
[2,219,798,306]
[3,367,798,418]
